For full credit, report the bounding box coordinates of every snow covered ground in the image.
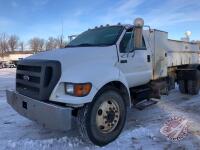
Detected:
[0,68,200,150]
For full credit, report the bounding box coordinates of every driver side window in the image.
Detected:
[119,31,133,53]
[119,29,146,53]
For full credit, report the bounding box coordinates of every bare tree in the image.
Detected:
[0,33,9,57]
[19,42,24,51]
[38,39,45,51]
[8,35,19,51]
[45,35,67,50]
[29,37,45,52]
[57,35,65,48]
[1,34,68,54]
[45,37,58,50]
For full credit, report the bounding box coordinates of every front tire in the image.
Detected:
[77,87,126,146]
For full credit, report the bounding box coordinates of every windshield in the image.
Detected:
[67,26,123,47]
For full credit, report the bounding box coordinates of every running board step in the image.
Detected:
[130,88,151,104]
[135,99,158,110]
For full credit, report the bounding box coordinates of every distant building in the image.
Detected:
[0,51,34,63]
[196,41,200,49]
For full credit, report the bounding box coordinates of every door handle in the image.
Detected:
[147,55,151,62]
[120,60,127,63]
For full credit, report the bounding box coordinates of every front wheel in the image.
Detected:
[77,87,126,146]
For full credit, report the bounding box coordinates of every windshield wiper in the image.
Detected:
[65,43,111,48]
[66,43,96,47]
[77,43,95,46]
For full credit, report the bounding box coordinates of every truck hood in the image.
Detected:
[26,45,118,69]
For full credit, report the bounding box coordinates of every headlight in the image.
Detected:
[64,83,92,97]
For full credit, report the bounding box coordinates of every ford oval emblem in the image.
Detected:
[23,75,30,81]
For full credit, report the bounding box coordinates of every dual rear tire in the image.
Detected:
[179,79,200,95]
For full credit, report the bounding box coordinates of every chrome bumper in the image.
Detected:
[6,90,72,131]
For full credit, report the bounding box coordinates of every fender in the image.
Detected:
[93,69,132,107]
[49,60,131,105]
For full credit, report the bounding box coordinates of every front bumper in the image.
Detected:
[6,90,72,131]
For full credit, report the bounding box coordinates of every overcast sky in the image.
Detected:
[0,0,199,41]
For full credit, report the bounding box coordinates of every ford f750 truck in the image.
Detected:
[6,18,200,146]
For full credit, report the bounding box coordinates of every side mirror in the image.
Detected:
[133,18,144,50]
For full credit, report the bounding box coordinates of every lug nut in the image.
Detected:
[100,125,104,130]
[98,109,103,115]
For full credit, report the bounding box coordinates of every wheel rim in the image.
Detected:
[96,99,120,133]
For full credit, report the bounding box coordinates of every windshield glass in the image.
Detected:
[67,26,123,47]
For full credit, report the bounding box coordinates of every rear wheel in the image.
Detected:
[179,80,188,94]
[187,80,200,95]
[77,87,126,146]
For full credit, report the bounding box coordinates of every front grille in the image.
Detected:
[16,60,61,101]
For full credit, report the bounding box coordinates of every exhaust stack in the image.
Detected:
[134,18,144,49]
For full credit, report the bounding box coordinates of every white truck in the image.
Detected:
[6,18,200,146]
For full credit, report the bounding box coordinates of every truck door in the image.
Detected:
[116,29,152,88]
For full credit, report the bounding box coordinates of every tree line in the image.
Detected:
[0,33,68,56]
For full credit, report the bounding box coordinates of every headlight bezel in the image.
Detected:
[64,82,92,97]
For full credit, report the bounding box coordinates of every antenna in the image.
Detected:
[60,18,64,47]
[62,19,63,37]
